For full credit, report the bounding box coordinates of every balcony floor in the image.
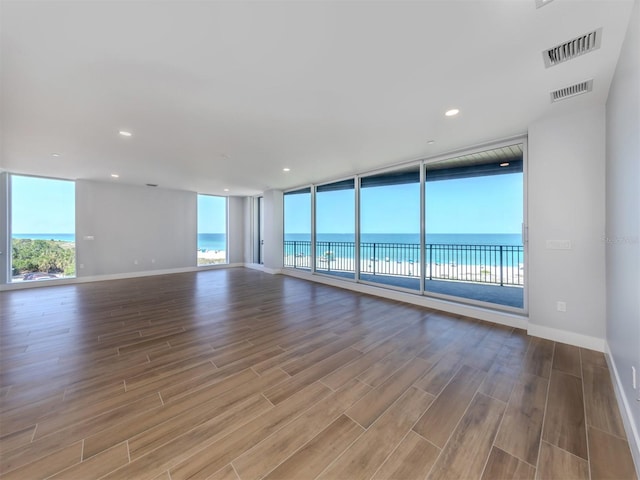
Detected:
[305,269,524,309]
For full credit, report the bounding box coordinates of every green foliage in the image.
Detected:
[12,239,76,276]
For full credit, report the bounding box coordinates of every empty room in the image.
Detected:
[1,0,638,479]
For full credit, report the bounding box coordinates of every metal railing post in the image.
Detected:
[327,242,331,272]
[372,243,376,276]
[499,245,504,286]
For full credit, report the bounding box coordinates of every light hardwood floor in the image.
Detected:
[0,268,636,479]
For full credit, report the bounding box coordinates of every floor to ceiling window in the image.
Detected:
[359,165,421,291]
[197,194,227,266]
[10,175,76,282]
[425,144,525,308]
[283,188,311,269]
[315,179,355,279]
[280,140,526,312]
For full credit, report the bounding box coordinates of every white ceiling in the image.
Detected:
[0,0,634,196]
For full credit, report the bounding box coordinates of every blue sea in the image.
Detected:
[197,233,227,251]
[12,233,76,242]
[285,233,522,245]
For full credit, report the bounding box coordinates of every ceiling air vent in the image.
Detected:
[543,28,602,68]
[550,79,593,103]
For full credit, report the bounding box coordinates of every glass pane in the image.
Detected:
[360,166,421,290]
[315,179,355,279]
[11,175,76,282]
[425,144,524,308]
[284,189,311,270]
[197,194,227,265]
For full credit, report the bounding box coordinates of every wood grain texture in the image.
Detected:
[494,373,548,466]
[428,393,506,480]
[587,426,638,480]
[543,370,588,460]
[481,447,535,480]
[536,441,589,480]
[0,268,634,480]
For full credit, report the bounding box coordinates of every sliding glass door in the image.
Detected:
[315,179,355,279]
[284,188,311,270]
[359,165,421,290]
[424,144,525,308]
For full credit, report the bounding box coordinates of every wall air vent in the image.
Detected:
[543,28,602,68]
[550,79,593,103]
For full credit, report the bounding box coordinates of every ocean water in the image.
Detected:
[12,233,75,242]
[197,233,227,251]
[285,233,522,245]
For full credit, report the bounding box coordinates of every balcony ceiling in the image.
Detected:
[0,0,634,196]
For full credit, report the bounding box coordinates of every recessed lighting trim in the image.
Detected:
[283,168,291,172]
[119,130,132,137]
[535,0,554,8]
[111,173,120,178]
[223,188,230,192]
[52,153,61,157]
[500,163,510,167]
[445,109,459,117]
[427,140,435,145]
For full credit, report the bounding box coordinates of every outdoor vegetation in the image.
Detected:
[12,239,76,277]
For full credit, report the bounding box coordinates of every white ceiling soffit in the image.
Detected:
[543,28,603,68]
[0,1,634,196]
[550,79,594,103]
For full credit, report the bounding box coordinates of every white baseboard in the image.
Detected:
[0,263,244,290]
[527,323,605,352]
[280,268,527,330]
[605,342,640,476]
[244,263,283,275]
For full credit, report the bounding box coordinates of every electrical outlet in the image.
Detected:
[633,366,637,390]
[557,301,567,312]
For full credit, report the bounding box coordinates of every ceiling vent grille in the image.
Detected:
[543,28,602,68]
[550,79,593,103]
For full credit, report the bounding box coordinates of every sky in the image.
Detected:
[11,175,75,233]
[197,194,227,233]
[285,173,523,234]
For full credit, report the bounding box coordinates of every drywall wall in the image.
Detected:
[75,180,197,276]
[0,173,8,284]
[527,104,606,347]
[263,189,283,272]
[605,0,640,466]
[227,196,245,264]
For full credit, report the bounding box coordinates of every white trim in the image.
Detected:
[0,263,243,291]
[527,323,605,351]
[281,268,527,330]
[605,341,640,476]
[244,263,282,275]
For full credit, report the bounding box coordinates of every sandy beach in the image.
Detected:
[198,250,227,264]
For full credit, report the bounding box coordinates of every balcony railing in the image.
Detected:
[284,240,524,286]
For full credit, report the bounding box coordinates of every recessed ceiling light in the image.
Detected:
[224,188,229,192]
[111,173,120,178]
[500,163,510,167]
[119,130,132,137]
[52,153,61,157]
[535,0,554,8]
[283,168,291,172]
[445,109,460,117]
[427,140,435,145]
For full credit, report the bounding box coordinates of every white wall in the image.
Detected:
[605,0,640,466]
[262,189,283,272]
[75,180,197,277]
[528,105,607,349]
[227,196,246,264]
[0,173,8,284]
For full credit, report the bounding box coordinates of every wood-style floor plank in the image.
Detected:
[587,426,638,480]
[542,370,588,460]
[0,269,635,480]
[428,392,506,480]
[481,447,536,480]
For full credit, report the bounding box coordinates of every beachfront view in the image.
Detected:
[283,145,525,309]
